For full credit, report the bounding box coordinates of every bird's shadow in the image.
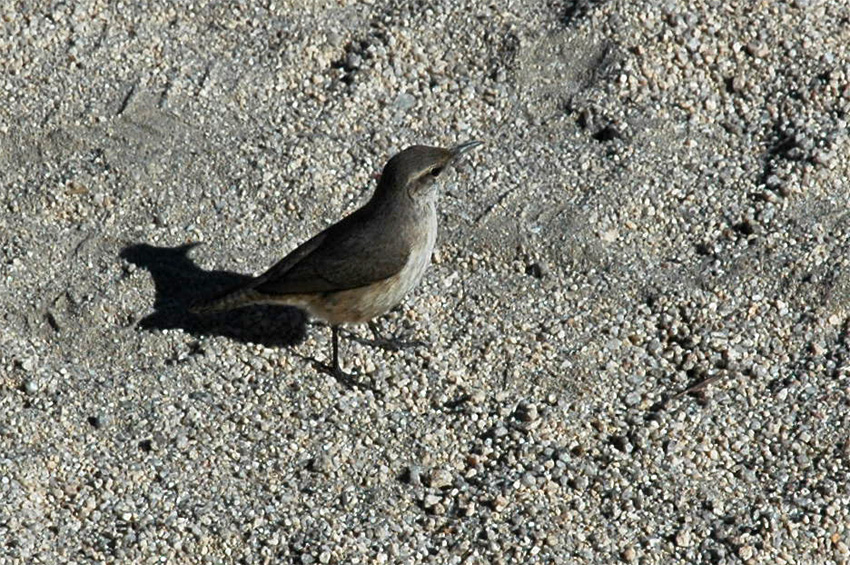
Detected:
[120,242,307,347]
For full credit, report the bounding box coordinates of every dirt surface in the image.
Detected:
[2,0,850,563]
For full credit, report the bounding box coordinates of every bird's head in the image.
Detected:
[374,140,482,204]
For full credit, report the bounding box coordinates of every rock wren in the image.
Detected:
[192,141,482,384]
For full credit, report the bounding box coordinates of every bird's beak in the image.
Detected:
[449,140,483,159]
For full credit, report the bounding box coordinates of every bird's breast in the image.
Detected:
[401,209,438,292]
[371,212,436,314]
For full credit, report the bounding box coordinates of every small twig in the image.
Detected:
[474,188,515,225]
[671,374,724,401]
[116,82,136,116]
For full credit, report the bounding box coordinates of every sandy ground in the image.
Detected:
[2,0,850,563]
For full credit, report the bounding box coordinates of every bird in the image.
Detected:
[191,140,482,385]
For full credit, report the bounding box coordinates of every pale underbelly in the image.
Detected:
[279,225,436,325]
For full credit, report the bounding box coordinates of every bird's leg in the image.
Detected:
[329,325,353,383]
[331,324,341,373]
[366,320,427,351]
[318,325,373,391]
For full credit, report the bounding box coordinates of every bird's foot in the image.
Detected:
[362,321,427,352]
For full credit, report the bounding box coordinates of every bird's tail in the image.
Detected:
[189,286,267,314]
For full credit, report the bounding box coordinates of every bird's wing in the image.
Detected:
[252,211,410,295]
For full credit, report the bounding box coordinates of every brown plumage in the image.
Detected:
[192,141,482,383]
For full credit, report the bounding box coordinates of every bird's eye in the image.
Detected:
[430,167,443,177]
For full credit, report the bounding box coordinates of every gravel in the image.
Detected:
[2,0,850,563]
